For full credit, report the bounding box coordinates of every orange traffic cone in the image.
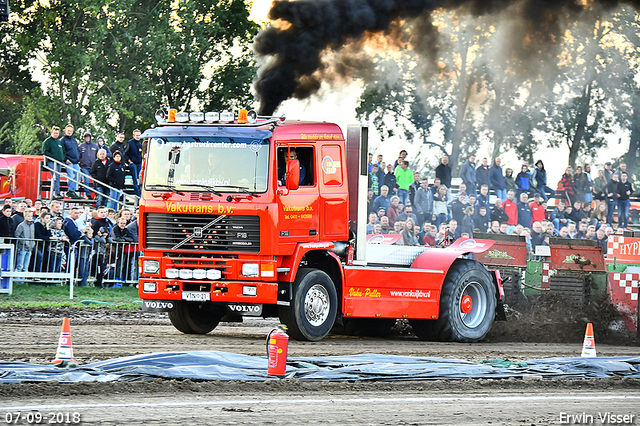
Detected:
[581,322,597,358]
[50,317,77,365]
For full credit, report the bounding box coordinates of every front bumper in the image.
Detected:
[138,278,278,304]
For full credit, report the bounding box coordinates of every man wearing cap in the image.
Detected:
[79,131,99,199]
[61,124,81,199]
[604,162,614,183]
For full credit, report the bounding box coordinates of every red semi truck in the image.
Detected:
[137,111,505,342]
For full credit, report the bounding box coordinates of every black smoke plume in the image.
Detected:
[253,0,640,116]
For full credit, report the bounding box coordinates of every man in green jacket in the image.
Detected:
[42,126,65,199]
[395,160,413,206]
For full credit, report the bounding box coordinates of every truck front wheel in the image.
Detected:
[168,301,223,334]
[410,260,496,343]
[279,268,338,341]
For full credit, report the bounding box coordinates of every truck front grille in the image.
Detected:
[145,213,260,253]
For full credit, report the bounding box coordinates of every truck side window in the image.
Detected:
[277,147,314,186]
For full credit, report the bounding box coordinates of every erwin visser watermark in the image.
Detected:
[559,412,636,424]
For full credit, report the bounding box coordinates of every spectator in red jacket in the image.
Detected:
[501,189,518,233]
[529,194,547,223]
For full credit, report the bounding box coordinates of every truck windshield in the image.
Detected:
[144,137,270,193]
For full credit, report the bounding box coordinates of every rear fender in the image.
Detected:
[410,238,495,271]
[410,239,504,320]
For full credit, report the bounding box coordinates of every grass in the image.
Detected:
[0,283,142,309]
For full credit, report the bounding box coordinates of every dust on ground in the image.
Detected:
[487,293,638,345]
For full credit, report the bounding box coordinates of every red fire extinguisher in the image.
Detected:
[346,243,354,266]
[267,325,289,376]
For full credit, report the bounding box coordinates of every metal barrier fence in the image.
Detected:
[0,237,139,297]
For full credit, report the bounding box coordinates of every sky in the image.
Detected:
[248,1,628,185]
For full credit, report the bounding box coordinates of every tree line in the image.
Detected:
[0,0,259,154]
[356,5,640,178]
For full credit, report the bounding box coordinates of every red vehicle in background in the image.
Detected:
[137,111,505,342]
[0,155,47,201]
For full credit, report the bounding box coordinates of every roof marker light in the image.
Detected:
[175,112,189,123]
[220,111,234,123]
[190,112,204,122]
[238,109,248,124]
[247,110,258,124]
[205,112,219,123]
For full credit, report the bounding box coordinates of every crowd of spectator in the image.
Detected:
[43,125,143,209]
[367,151,634,255]
[0,197,139,287]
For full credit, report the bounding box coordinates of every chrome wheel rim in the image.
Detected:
[305,284,330,326]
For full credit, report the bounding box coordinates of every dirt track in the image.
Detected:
[1,307,639,425]
[0,306,638,365]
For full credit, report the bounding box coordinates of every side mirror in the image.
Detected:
[286,159,300,190]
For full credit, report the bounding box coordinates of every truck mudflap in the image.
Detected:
[142,300,177,312]
[226,303,263,316]
[491,269,507,321]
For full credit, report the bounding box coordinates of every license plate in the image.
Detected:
[227,303,263,316]
[182,292,211,302]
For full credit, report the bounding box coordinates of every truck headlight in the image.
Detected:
[143,260,160,274]
[179,269,193,279]
[143,282,157,292]
[242,263,259,277]
[207,269,221,280]
[192,269,207,280]
[243,285,257,296]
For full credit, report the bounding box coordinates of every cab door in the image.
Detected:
[276,144,320,244]
[318,144,348,240]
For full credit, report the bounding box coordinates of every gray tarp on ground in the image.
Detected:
[0,352,639,384]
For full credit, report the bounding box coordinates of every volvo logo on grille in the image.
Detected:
[171,215,227,250]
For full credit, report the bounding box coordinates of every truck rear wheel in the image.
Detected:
[410,260,496,343]
[168,301,223,334]
[278,268,337,341]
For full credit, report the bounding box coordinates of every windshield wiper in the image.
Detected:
[215,185,259,197]
[180,184,223,197]
[146,184,185,196]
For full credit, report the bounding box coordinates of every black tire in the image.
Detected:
[410,260,496,343]
[168,301,223,334]
[278,268,338,341]
[343,318,397,337]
